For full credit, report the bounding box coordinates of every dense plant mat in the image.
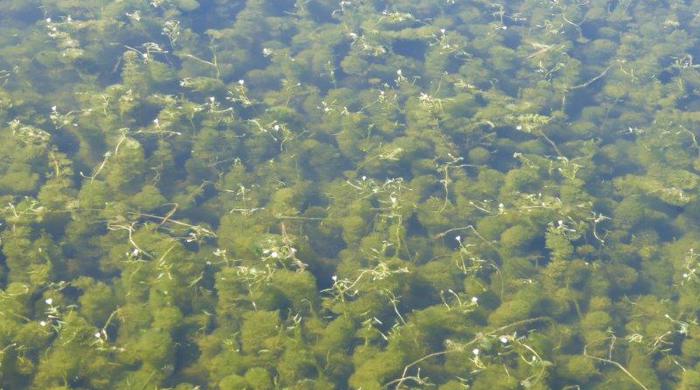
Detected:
[1,0,700,389]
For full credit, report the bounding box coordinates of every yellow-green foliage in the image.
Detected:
[0,0,698,389]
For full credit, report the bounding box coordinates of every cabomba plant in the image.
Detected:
[0,0,700,389]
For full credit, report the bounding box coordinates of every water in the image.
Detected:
[0,0,699,389]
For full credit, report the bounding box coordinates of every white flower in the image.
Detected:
[94,332,102,338]
[270,251,279,258]
[238,79,245,86]
[472,348,480,356]
[455,235,461,242]
[213,248,226,257]
[40,321,48,327]
[500,336,509,344]
[471,296,478,304]
[396,69,402,76]
[45,298,53,305]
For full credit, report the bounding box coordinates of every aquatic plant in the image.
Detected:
[0,0,700,388]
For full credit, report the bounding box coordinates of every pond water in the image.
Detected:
[1,0,699,389]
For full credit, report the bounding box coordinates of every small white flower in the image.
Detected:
[209,96,215,102]
[396,69,403,76]
[455,235,461,242]
[40,321,48,327]
[332,275,338,282]
[472,348,480,356]
[471,296,478,304]
[500,336,509,344]
[213,248,226,257]
[516,125,523,130]
[238,79,245,86]
[46,18,52,23]
[45,298,53,305]
[270,251,279,258]
[94,332,102,339]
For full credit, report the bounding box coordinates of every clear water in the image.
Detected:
[0,0,699,389]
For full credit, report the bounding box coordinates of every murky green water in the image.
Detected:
[1,1,700,389]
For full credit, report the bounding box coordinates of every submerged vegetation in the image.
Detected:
[1,0,700,388]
